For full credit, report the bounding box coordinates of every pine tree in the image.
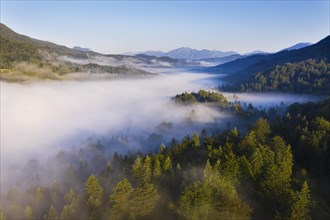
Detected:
[129,183,160,219]
[164,156,172,172]
[34,186,44,206]
[60,189,79,220]
[203,159,213,180]
[214,159,221,172]
[252,118,271,144]
[159,143,166,153]
[153,158,161,179]
[193,132,200,148]
[108,178,134,220]
[45,205,58,220]
[290,181,311,220]
[24,205,33,220]
[142,156,152,185]
[132,157,143,182]
[85,175,104,219]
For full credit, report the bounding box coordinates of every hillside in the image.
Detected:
[0,23,154,81]
[208,36,330,82]
[0,23,92,68]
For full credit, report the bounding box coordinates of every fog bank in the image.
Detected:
[0,72,221,168]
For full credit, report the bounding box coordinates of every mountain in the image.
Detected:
[125,47,238,60]
[166,47,238,60]
[196,54,244,66]
[73,46,92,52]
[243,50,269,56]
[0,23,96,69]
[0,23,154,81]
[280,42,312,52]
[208,36,330,82]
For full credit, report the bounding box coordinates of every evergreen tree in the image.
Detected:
[60,189,79,220]
[108,178,134,220]
[203,159,213,180]
[193,132,200,148]
[44,205,58,220]
[85,174,104,219]
[129,183,160,219]
[24,205,33,220]
[253,118,271,144]
[34,186,44,206]
[290,181,311,220]
[142,156,152,185]
[132,157,143,182]
[153,158,161,179]
[164,156,173,172]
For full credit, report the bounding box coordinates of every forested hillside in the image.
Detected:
[209,35,330,83]
[0,23,154,81]
[1,98,329,220]
[221,59,330,94]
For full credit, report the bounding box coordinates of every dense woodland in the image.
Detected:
[173,90,248,115]
[209,35,330,83]
[238,59,330,94]
[1,98,329,220]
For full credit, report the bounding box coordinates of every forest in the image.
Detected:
[220,59,330,95]
[1,97,329,220]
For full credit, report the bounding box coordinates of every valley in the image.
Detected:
[0,3,329,218]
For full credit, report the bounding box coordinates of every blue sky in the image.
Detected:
[1,1,329,54]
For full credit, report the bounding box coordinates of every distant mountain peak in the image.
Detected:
[280,42,312,52]
[73,46,92,52]
[126,47,239,60]
[244,50,269,56]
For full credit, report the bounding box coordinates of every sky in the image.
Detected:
[1,0,329,54]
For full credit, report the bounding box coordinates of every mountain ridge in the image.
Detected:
[124,47,238,60]
[208,35,330,82]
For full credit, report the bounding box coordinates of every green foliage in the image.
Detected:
[85,175,104,219]
[290,181,311,220]
[108,179,134,220]
[153,158,161,178]
[60,189,79,220]
[179,160,251,220]
[173,91,197,104]
[193,132,200,148]
[142,156,152,185]
[132,157,143,182]
[164,156,173,172]
[129,183,160,219]
[252,118,271,144]
[2,98,329,220]
[239,59,330,94]
[34,186,44,206]
[174,90,228,106]
[44,205,58,220]
[24,205,33,220]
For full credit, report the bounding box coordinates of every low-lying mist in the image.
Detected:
[0,71,227,188]
[0,69,321,191]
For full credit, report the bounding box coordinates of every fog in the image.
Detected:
[0,71,223,177]
[0,69,321,191]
